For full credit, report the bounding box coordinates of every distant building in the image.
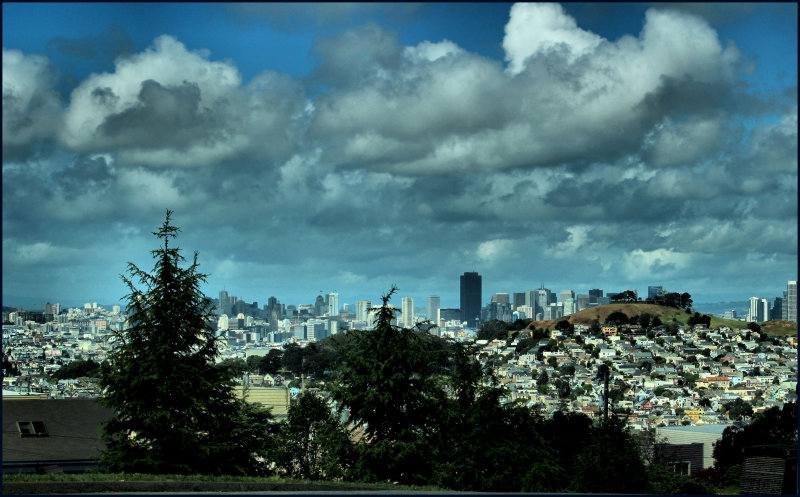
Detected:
[356,300,372,322]
[491,293,510,304]
[460,272,482,328]
[426,296,440,324]
[648,286,664,300]
[401,297,414,328]
[771,297,784,321]
[513,292,525,310]
[576,294,590,311]
[484,301,512,323]
[787,281,797,323]
[588,289,603,304]
[327,292,340,317]
[560,290,575,303]
[439,308,461,322]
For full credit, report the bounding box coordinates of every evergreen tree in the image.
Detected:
[99,210,271,475]
[329,286,445,485]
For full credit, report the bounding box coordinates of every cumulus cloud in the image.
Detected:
[1,3,796,305]
[60,35,306,167]
[2,49,62,160]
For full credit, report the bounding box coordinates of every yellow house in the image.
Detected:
[602,326,618,336]
[684,409,705,420]
[233,386,291,417]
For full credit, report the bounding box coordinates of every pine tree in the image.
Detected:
[99,210,270,475]
[329,286,445,484]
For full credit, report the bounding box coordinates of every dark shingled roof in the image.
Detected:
[3,398,113,463]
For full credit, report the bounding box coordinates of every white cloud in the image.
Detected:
[503,2,602,75]
[2,49,62,156]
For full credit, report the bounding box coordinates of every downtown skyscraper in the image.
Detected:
[460,272,482,328]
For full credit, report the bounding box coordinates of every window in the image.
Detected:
[668,460,691,475]
[17,421,48,437]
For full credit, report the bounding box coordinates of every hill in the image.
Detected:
[526,303,797,336]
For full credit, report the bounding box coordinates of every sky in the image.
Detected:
[3,2,797,311]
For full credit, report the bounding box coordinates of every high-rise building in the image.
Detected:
[576,294,590,311]
[439,308,461,322]
[401,297,414,328]
[491,293,510,304]
[314,295,326,316]
[516,305,534,320]
[328,292,340,317]
[771,297,784,321]
[356,300,372,322]
[460,272,482,328]
[513,292,525,310]
[219,291,230,315]
[426,296,440,325]
[747,296,768,323]
[560,290,575,303]
[788,281,797,323]
[588,289,603,304]
[485,301,512,322]
[647,286,664,300]
[563,298,576,316]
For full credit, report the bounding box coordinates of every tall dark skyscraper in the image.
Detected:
[460,272,482,328]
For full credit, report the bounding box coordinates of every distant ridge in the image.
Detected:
[2,295,118,310]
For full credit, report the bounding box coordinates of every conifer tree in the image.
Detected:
[99,210,270,474]
[329,286,445,484]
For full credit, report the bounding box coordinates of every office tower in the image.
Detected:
[534,287,554,318]
[485,301,512,322]
[314,295,326,316]
[460,272,482,327]
[560,290,575,303]
[491,293,510,304]
[748,297,767,322]
[788,281,797,323]
[269,311,279,332]
[426,296,440,324]
[342,303,350,314]
[723,309,737,320]
[576,294,590,311]
[219,291,229,315]
[328,292,340,317]
[217,314,229,331]
[439,308,461,322]
[761,298,770,322]
[513,292,525,310]
[356,300,372,322]
[588,289,603,304]
[545,302,563,321]
[563,298,576,316]
[516,305,534,320]
[524,290,536,308]
[771,297,784,321]
[647,286,663,300]
[402,297,414,328]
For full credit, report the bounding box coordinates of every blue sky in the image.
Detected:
[3,2,797,311]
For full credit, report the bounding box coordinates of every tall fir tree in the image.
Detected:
[329,286,445,485]
[99,210,271,475]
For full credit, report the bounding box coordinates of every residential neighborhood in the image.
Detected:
[3,302,796,436]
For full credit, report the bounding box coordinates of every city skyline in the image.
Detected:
[3,3,797,308]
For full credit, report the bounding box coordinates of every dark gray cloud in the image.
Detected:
[47,24,135,62]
